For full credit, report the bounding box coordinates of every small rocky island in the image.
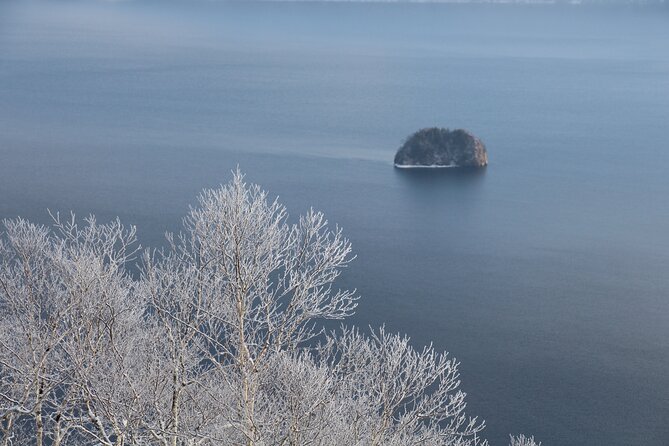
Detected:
[394,128,488,168]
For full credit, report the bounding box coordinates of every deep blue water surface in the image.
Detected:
[1,2,669,444]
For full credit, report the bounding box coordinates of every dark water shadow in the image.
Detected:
[393,166,487,189]
[391,166,488,214]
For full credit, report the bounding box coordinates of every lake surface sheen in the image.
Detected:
[1,1,669,444]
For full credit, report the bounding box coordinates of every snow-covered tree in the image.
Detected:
[510,435,541,446]
[0,170,537,446]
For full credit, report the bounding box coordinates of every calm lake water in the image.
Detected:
[2,1,669,444]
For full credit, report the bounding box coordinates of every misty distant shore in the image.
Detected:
[257,0,666,4]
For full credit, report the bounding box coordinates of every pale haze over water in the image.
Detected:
[1,1,669,444]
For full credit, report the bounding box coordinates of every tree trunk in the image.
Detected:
[171,367,180,446]
[35,379,45,446]
[35,403,44,446]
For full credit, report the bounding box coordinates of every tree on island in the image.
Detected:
[0,170,538,446]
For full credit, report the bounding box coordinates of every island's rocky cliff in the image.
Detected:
[394,128,488,168]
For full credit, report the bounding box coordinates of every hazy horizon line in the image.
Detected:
[208,0,667,3]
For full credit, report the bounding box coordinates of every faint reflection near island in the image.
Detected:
[392,165,488,209]
[393,165,487,189]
